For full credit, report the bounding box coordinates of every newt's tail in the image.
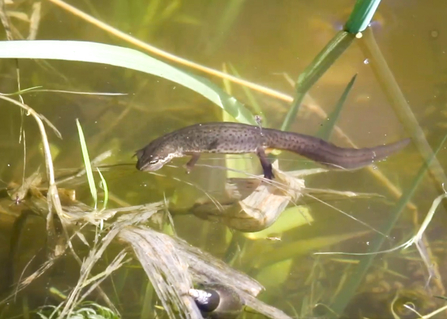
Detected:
[268,130,411,169]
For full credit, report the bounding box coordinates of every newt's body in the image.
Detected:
[135,122,410,179]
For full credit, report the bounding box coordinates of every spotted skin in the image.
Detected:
[136,122,410,179]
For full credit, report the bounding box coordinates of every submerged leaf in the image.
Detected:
[191,161,306,232]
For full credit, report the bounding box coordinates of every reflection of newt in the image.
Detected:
[135,122,410,179]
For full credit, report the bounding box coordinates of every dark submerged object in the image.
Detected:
[136,122,410,179]
[189,284,244,319]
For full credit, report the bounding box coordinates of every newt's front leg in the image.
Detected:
[185,153,201,174]
[257,148,274,179]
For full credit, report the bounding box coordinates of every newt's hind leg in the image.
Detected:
[185,153,201,174]
[256,148,274,179]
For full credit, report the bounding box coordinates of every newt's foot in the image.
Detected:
[185,153,200,174]
[263,166,274,180]
[184,164,192,174]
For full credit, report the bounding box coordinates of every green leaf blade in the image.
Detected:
[76,119,97,209]
[0,40,255,124]
[316,74,357,140]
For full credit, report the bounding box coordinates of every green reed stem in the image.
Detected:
[281,31,354,131]
[345,0,382,33]
[317,74,357,140]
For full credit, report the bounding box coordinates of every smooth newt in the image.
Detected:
[135,122,410,179]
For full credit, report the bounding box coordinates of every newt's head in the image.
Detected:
[135,138,178,172]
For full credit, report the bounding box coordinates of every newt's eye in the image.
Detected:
[149,159,159,165]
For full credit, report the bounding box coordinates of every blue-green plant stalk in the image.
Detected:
[345,0,382,33]
[281,31,354,131]
[316,74,357,140]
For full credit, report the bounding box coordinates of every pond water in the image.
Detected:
[1,0,447,318]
